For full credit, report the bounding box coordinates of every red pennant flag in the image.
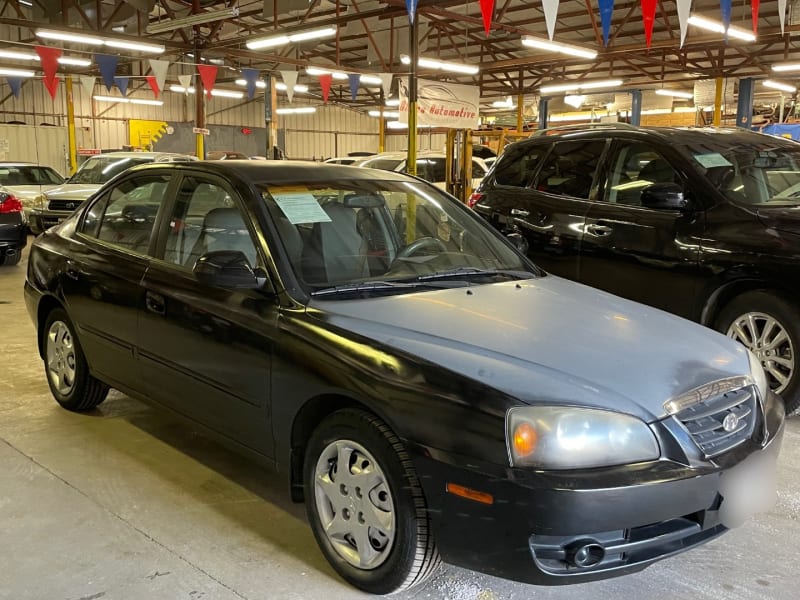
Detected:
[197,64,218,99]
[36,45,62,99]
[479,0,495,37]
[641,0,657,48]
[751,0,760,34]
[145,75,160,99]
[319,73,333,103]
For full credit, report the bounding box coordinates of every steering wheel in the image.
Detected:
[396,236,448,259]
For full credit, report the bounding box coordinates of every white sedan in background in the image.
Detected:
[358,150,488,191]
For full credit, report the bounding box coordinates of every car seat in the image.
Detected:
[189,207,257,267]
[301,203,369,284]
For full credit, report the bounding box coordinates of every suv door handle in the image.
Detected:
[510,208,530,217]
[145,291,165,316]
[65,259,80,280]
[585,223,613,236]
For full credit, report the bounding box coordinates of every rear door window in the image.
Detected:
[493,145,548,187]
[532,140,606,199]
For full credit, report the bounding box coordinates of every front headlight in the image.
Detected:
[506,406,660,469]
[33,194,46,210]
[747,349,769,401]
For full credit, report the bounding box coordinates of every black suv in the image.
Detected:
[471,125,800,413]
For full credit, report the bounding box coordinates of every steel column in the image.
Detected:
[736,78,755,129]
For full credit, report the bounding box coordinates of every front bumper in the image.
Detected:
[29,209,70,234]
[411,391,784,586]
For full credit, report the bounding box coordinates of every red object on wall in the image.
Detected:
[241,127,253,135]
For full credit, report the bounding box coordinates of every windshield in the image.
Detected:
[0,165,63,185]
[69,156,153,184]
[678,138,800,205]
[258,178,536,297]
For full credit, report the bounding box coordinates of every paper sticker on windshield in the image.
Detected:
[272,191,331,224]
[693,153,732,169]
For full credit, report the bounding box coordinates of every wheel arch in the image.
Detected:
[701,277,794,328]
[36,294,65,358]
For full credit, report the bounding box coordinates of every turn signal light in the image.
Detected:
[445,482,494,505]
[0,193,22,213]
[467,192,484,208]
[513,421,538,458]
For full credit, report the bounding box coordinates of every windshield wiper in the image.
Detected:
[310,280,433,297]
[416,267,535,282]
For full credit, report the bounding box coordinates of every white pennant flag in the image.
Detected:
[378,73,393,98]
[780,0,787,34]
[677,0,691,47]
[149,59,169,94]
[178,74,192,91]
[78,75,95,99]
[280,70,298,103]
[542,0,559,41]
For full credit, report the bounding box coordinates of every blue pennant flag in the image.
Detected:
[720,0,732,38]
[599,0,614,47]
[6,77,22,98]
[406,0,418,24]
[241,68,260,100]
[95,54,119,91]
[348,73,361,102]
[115,77,129,96]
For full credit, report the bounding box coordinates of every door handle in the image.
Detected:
[65,259,80,281]
[585,223,613,236]
[145,291,166,316]
[510,208,530,217]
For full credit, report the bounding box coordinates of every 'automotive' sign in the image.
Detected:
[398,78,480,129]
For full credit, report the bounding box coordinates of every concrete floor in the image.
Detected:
[1,248,799,600]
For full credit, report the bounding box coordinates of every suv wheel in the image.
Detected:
[716,291,800,413]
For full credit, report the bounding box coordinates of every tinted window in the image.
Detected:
[471,159,486,178]
[363,158,404,171]
[416,158,446,182]
[493,145,548,187]
[0,165,63,185]
[603,142,680,206]
[533,140,605,199]
[70,156,154,184]
[84,175,170,254]
[163,176,258,269]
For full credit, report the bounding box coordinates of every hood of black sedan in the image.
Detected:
[311,276,751,422]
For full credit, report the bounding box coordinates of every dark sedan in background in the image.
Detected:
[25,161,783,594]
[472,125,800,413]
[0,191,26,266]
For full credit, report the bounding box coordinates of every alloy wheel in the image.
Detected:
[726,311,794,395]
[46,320,76,396]
[313,439,396,570]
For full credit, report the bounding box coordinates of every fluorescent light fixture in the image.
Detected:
[305,67,348,81]
[687,15,756,42]
[169,85,244,99]
[540,79,623,94]
[385,98,400,107]
[0,67,35,77]
[93,95,164,106]
[0,50,92,66]
[772,63,800,73]
[247,26,336,50]
[36,29,104,45]
[387,121,408,129]
[36,29,164,53]
[234,79,309,93]
[103,39,164,54]
[147,8,239,35]
[360,75,383,86]
[401,55,479,75]
[655,88,694,99]
[276,106,317,114]
[368,110,400,118]
[563,94,585,108]
[763,80,797,93]
[521,35,597,60]
[20,0,32,5]
[492,96,516,108]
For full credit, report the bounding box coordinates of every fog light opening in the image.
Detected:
[566,540,605,568]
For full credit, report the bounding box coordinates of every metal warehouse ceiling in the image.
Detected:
[3,0,800,103]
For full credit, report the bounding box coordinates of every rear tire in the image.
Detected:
[716,291,800,414]
[304,408,440,594]
[43,308,109,411]
[1,250,21,266]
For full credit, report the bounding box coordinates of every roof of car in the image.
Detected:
[87,151,193,159]
[0,161,42,166]
[125,159,421,183]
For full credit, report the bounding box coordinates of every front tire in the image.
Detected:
[304,409,440,594]
[716,291,800,413]
[43,308,109,411]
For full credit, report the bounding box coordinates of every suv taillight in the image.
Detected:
[467,192,484,208]
[0,192,22,214]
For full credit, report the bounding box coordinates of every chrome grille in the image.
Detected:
[675,386,757,458]
[48,199,83,212]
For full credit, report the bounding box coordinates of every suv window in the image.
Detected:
[82,175,170,254]
[604,142,681,206]
[163,176,258,269]
[533,140,606,199]
[493,145,548,187]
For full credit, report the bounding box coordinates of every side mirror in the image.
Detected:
[506,232,529,255]
[641,182,688,210]
[193,251,262,289]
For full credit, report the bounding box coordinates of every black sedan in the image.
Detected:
[24,161,783,594]
[0,191,26,266]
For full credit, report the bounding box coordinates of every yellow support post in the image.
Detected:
[516,93,524,133]
[713,78,723,126]
[65,75,77,174]
[464,129,473,202]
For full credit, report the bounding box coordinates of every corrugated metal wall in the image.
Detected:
[0,125,69,175]
[385,132,447,153]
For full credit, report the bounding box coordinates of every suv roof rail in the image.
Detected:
[529,122,638,137]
